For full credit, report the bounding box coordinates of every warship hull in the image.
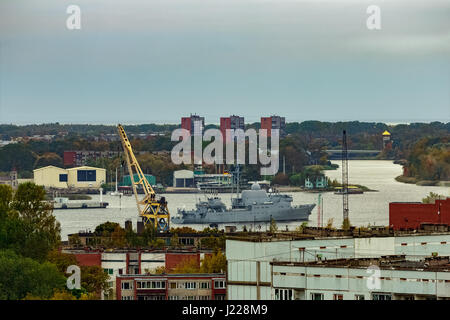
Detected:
[171,204,315,224]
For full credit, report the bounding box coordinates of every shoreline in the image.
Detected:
[395,175,450,187]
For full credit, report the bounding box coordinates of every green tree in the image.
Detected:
[171,257,200,274]
[342,218,351,231]
[111,225,126,247]
[94,221,121,236]
[47,250,78,274]
[0,250,66,300]
[200,250,227,273]
[422,192,445,204]
[0,183,60,262]
[81,265,111,298]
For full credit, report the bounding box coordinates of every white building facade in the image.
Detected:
[226,233,450,300]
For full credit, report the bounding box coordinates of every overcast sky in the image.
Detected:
[0,0,449,124]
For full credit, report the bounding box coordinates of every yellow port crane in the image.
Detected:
[117,124,170,232]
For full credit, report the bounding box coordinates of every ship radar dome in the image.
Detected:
[251,183,261,190]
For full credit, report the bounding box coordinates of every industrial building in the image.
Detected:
[261,115,286,137]
[33,165,106,189]
[173,170,195,188]
[116,273,226,300]
[271,255,450,300]
[389,198,450,230]
[226,231,450,300]
[172,169,234,190]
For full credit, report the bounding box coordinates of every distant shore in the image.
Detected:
[395,175,450,187]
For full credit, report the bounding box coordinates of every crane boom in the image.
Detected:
[117,124,170,232]
[342,130,349,222]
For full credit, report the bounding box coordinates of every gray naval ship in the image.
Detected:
[171,183,315,224]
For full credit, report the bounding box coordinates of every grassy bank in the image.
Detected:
[395,175,450,187]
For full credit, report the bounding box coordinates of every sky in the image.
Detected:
[0,0,449,125]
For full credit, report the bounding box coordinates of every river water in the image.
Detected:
[54,160,449,240]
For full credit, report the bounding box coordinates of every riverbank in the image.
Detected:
[276,184,377,193]
[395,175,450,187]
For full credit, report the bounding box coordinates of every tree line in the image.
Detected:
[0,183,109,300]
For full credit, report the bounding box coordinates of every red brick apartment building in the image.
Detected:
[116,274,226,300]
[260,115,286,137]
[220,115,245,142]
[389,198,450,230]
[181,114,205,135]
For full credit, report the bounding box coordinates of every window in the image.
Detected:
[121,296,133,300]
[372,293,392,301]
[121,282,132,290]
[169,296,179,300]
[311,293,324,300]
[333,294,343,300]
[170,282,177,289]
[185,282,197,289]
[215,294,226,300]
[275,289,293,300]
[104,268,113,275]
[200,282,210,289]
[214,280,225,289]
[77,170,96,182]
[59,174,68,182]
[355,295,365,300]
[198,296,211,300]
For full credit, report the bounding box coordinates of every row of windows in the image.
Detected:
[169,295,211,300]
[274,289,293,300]
[277,292,438,300]
[311,293,387,300]
[137,281,166,289]
[59,172,96,182]
[122,279,223,290]
[170,281,212,290]
[77,170,96,182]
[138,295,165,300]
[125,294,225,301]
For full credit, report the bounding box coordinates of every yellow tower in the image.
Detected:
[382,130,391,148]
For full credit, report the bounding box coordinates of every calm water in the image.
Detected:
[54,160,449,240]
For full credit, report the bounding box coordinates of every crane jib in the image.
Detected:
[117,124,170,232]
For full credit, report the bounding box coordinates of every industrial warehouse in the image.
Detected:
[33,165,106,189]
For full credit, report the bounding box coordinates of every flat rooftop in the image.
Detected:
[272,255,450,272]
[226,226,450,242]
